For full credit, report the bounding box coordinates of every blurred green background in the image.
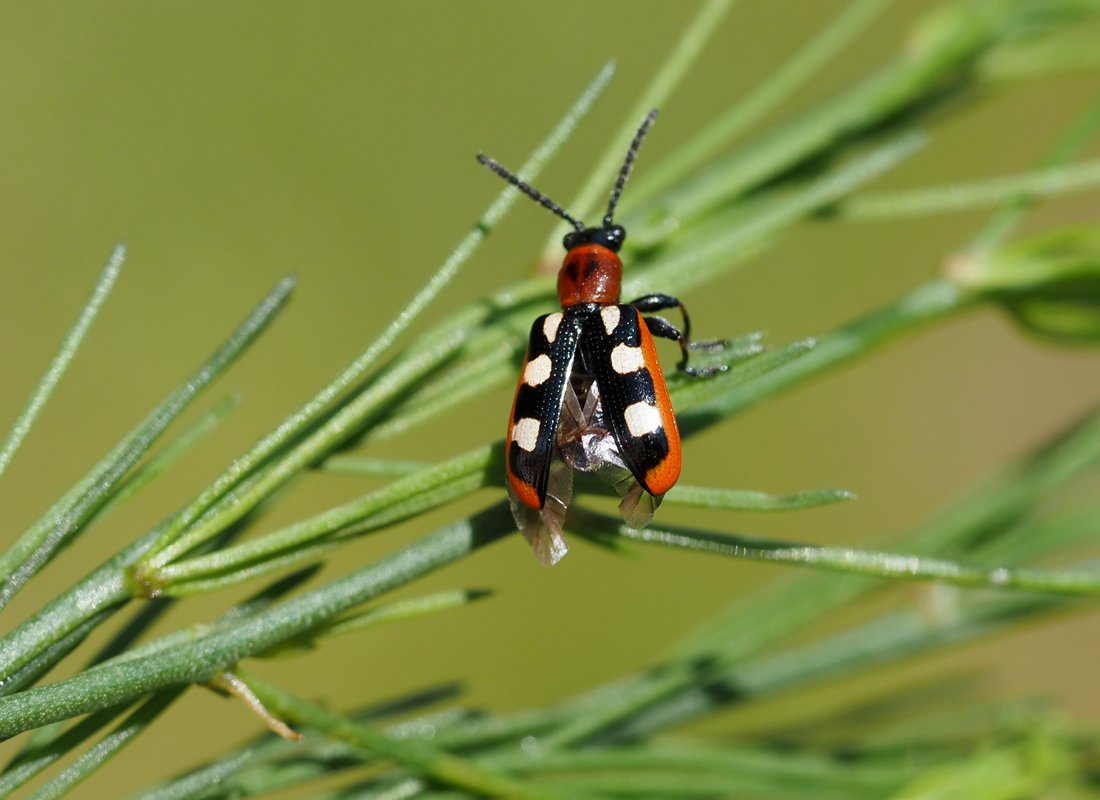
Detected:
[2,1,1099,795]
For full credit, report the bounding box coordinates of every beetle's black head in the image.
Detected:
[563,224,626,253]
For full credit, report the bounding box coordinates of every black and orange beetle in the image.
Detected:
[478,109,726,564]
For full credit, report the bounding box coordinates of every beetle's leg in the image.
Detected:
[633,294,727,375]
[643,315,727,377]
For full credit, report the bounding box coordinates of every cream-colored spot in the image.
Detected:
[524,354,553,386]
[624,401,662,437]
[512,417,541,452]
[542,313,563,343]
[610,343,644,374]
[600,305,621,334]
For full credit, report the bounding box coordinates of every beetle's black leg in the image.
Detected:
[644,315,727,377]
[633,294,727,375]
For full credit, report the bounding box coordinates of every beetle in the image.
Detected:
[478,109,726,564]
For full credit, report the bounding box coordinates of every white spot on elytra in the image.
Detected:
[611,343,644,374]
[543,313,562,343]
[524,354,552,386]
[624,401,662,437]
[600,305,621,334]
[512,417,541,452]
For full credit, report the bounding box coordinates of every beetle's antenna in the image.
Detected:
[604,108,659,227]
[477,154,586,233]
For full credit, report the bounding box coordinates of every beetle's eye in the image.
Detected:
[563,232,579,251]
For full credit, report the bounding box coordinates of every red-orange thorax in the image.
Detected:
[557,243,622,308]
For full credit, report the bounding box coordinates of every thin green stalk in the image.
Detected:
[144,446,495,590]
[240,672,576,800]
[627,1,1009,245]
[0,244,124,483]
[540,0,736,262]
[971,94,1100,252]
[624,130,927,297]
[124,752,254,800]
[662,485,855,511]
[630,0,894,205]
[140,338,478,571]
[127,689,470,800]
[27,689,185,800]
[838,156,1100,221]
[538,400,1100,750]
[359,340,518,444]
[484,742,902,797]
[319,456,426,478]
[607,514,1100,595]
[0,275,296,612]
[0,277,300,684]
[275,589,490,652]
[0,702,131,796]
[0,398,234,611]
[0,507,513,739]
[981,33,1100,80]
[0,608,123,700]
[679,278,969,429]
[97,395,238,514]
[617,593,1067,744]
[672,401,1100,666]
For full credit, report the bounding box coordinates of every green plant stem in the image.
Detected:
[146,446,496,590]
[628,0,1009,244]
[630,0,893,206]
[485,742,902,797]
[26,689,185,800]
[616,593,1067,745]
[839,156,1100,221]
[0,703,131,796]
[0,507,512,740]
[124,752,254,800]
[662,485,855,511]
[542,0,736,263]
[539,400,1100,750]
[240,672,575,800]
[0,275,296,612]
[0,244,124,483]
[98,395,238,514]
[625,130,927,296]
[680,278,970,429]
[971,95,1100,252]
[606,514,1100,595]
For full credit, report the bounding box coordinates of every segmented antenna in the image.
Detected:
[476,153,586,232]
[604,108,659,227]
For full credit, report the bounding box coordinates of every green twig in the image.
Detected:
[630,0,893,205]
[239,671,574,800]
[604,514,1100,595]
[663,485,856,511]
[0,244,124,483]
[838,156,1100,221]
[0,507,513,740]
[0,275,296,611]
[26,689,185,800]
[971,95,1100,252]
[540,0,736,262]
